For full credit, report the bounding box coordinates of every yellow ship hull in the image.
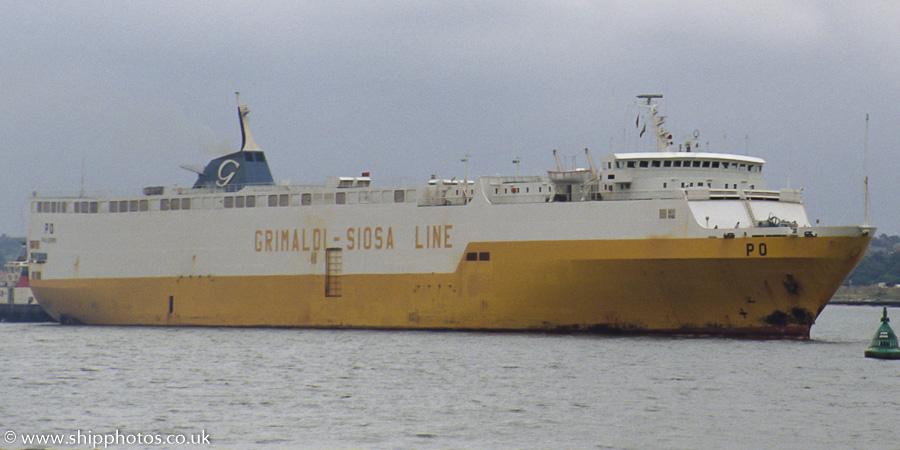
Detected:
[32,234,870,338]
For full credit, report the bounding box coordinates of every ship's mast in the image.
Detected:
[636,94,670,152]
[236,92,262,152]
[864,113,869,227]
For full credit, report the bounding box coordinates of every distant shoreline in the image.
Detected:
[829,299,900,307]
[830,285,900,307]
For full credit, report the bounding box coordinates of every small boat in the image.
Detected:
[1,244,53,322]
[864,307,900,360]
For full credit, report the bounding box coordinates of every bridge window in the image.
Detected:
[663,161,672,167]
[639,161,649,168]
[712,162,720,168]
[673,161,682,167]
[651,160,661,167]
[627,161,636,168]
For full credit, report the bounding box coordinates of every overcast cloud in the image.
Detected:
[2,1,898,234]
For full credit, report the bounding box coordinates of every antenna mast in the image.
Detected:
[635,95,669,152]
[864,113,869,227]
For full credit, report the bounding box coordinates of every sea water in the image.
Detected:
[1,305,897,448]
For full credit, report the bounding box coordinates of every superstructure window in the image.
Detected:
[109,201,118,213]
[139,200,149,211]
[160,199,170,211]
[336,192,346,205]
[394,190,405,203]
[268,195,278,207]
[224,197,233,208]
[235,196,245,208]
[279,194,289,207]
[246,196,256,207]
[171,198,181,210]
[301,193,311,206]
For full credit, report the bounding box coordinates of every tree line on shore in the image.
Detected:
[0,234,25,266]
[846,234,900,286]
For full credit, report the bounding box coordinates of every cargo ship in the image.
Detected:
[26,94,873,337]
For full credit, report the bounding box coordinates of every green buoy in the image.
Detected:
[864,307,900,360]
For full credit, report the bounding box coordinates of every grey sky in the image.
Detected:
[3,1,898,234]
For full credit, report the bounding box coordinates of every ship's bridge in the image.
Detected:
[598,152,766,198]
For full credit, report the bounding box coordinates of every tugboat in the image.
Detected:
[1,244,53,322]
[864,307,900,360]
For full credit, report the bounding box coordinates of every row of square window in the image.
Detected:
[613,160,761,171]
[34,190,416,214]
[493,186,550,194]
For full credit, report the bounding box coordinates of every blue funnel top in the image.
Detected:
[191,93,275,191]
[191,150,274,191]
